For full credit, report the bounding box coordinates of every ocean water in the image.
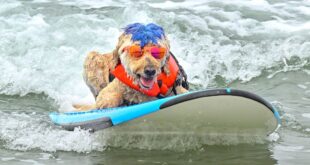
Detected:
[0,0,310,164]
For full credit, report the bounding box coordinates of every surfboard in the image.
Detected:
[49,88,281,135]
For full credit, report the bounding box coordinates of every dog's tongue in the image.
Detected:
[140,77,155,88]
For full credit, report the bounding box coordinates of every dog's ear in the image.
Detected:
[111,48,119,69]
[161,37,171,75]
[111,33,126,68]
[162,52,171,75]
[163,35,170,50]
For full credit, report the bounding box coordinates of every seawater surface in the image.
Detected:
[0,0,310,164]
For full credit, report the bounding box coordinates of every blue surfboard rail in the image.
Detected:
[49,94,180,131]
[50,95,176,125]
[49,89,281,131]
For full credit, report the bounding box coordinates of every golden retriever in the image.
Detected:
[75,23,189,111]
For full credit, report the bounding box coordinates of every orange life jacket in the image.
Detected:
[111,56,179,97]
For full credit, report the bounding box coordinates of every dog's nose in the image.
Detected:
[144,68,156,77]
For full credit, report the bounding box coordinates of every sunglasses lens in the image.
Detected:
[151,47,166,59]
[125,46,166,59]
[129,46,142,57]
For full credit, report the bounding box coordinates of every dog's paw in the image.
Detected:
[175,86,188,94]
[96,93,122,109]
[72,104,96,112]
[96,99,120,109]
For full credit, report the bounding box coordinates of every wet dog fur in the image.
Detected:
[74,23,188,111]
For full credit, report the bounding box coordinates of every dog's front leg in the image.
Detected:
[96,80,124,109]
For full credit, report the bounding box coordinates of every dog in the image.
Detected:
[75,23,189,111]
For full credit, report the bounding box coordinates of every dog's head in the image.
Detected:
[113,23,171,90]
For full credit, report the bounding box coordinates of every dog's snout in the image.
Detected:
[144,68,156,77]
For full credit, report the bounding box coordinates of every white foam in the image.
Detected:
[1,157,16,161]
[267,132,280,142]
[275,145,304,152]
[148,1,207,10]
[0,111,105,152]
[298,6,310,15]
[0,1,21,14]
[1,0,309,103]
[58,0,124,9]
[263,21,310,33]
[302,113,310,118]
[297,84,308,89]
[0,8,121,108]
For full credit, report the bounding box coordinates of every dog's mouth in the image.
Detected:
[138,75,156,89]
